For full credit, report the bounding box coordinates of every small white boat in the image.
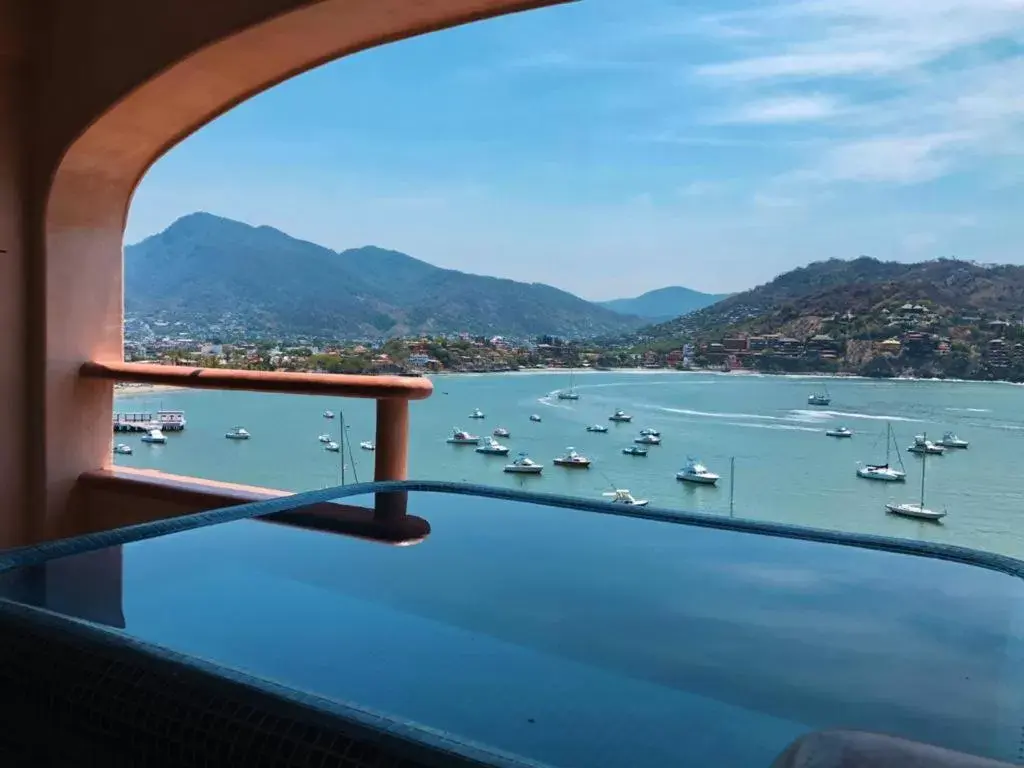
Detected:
[529,414,542,422]
[317,433,332,443]
[323,410,335,419]
[557,391,580,401]
[586,424,609,433]
[608,409,632,423]
[324,441,340,452]
[360,441,375,451]
[504,453,543,474]
[603,489,649,507]
[938,431,969,449]
[553,446,591,468]
[908,435,945,455]
[639,428,660,437]
[676,458,719,485]
[140,428,166,444]
[469,408,486,419]
[113,443,133,455]
[225,426,250,440]
[887,437,945,522]
[557,368,580,400]
[857,423,907,482]
[493,427,511,438]
[475,436,510,456]
[808,384,831,406]
[825,426,852,438]
[622,445,648,456]
[634,433,661,445]
[447,428,480,445]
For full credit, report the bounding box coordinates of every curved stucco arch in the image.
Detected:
[35,0,568,536]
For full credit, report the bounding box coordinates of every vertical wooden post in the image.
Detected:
[374,398,409,522]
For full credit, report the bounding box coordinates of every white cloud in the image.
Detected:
[716,95,844,124]
[813,132,972,184]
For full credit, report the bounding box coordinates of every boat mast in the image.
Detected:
[919,431,927,508]
[885,422,891,465]
[340,409,345,486]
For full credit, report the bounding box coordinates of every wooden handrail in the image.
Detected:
[82,361,433,400]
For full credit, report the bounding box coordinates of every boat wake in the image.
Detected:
[787,409,919,424]
[659,407,783,422]
[725,422,821,433]
[945,407,991,413]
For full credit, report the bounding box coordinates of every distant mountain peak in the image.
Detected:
[600,285,729,322]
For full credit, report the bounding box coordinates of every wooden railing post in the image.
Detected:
[374,398,409,522]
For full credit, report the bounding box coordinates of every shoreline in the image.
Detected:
[114,383,186,398]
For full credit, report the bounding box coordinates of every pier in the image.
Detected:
[113,410,186,433]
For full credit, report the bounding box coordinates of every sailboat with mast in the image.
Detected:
[856,423,906,482]
[557,366,580,400]
[886,432,946,522]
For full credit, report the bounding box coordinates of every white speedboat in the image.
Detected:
[140,428,166,444]
[908,435,945,455]
[529,414,542,422]
[493,427,511,438]
[476,436,510,456]
[938,431,969,449]
[634,433,661,445]
[317,433,332,443]
[603,489,649,507]
[622,445,648,456]
[825,426,852,438]
[639,428,660,437]
[553,447,591,468]
[113,443,133,455]
[586,424,609,433]
[469,408,485,419]
[504,453,543,474]
[676,458,719,485]
[886,438,945,522]
[225,426,250,440]
[323,410,335,419]
[447,428,479,445]
[808,384,831,406]
[857,423,907,482]
[324,441,340,452]
[609,409,632,423]
[360,441,375,451]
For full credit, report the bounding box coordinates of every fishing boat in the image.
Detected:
[113,443,133,455]
[825,426,852,438]
[603,489,649,507]
[360,441,375,451]
[324,441,340,452]
[475,436,510,456]
[504,453,543,474]
[676,458,719,485]
[323,410,335,419]
[493,427,511,438]
[634,433,661,445]
[447,428,480,445]
[608,409,632,423]
[317,433,332,443]
[225,426,250,440]
[553,447,591,468]
[586,424,609,433]
[469,408,485,419]
[808,383,831,406]
[140,428,166,444]
[857,423,907,482]
[908,435,945,455]
[886,434,946,522]
[938,431,969,449]
[639,428,660,438]
[529,414,542,422]
[556,367,580,400]
[622,446,648,457]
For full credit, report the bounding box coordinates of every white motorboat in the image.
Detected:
[360,441,375,451]
[113,443,133,455]
[676,458,719,485]
[446,428,479,445]
[908,435,945,455]
[634,433,661,445]
[886,436,945,522]
[504,453,543,474]
[323,410,335,419]
[622,445,648,456]
[808,384,831,406]
[493,427,511,438]
[857,423,907,482]
[825,426,852,438]
[140,428,166,444]
[556,367,580,400]
[475,436,510,456]
[603,489,649,507]
[608,409,632,423]
[225,426,250,440]
[639,428,660,437]
[586,424,609,433]
[324,441,340,452]
[469,408,486,419]
[317,433,332,443]
[938,431,969,449]
[529,414,542,422]
[553,447,591,468]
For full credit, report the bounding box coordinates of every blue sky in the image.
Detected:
[126,0,1024,298]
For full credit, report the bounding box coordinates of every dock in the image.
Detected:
[113,410,186,433]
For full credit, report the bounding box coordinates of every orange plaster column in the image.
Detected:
[374,398,409,521]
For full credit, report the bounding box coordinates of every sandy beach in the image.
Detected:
[114,383,186,397]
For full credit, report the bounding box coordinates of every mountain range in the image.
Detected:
[125,213,666,339]
[599,286,728,321]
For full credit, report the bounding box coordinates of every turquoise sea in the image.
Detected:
[115,371,1024,558]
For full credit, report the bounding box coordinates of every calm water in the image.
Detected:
[116,371,1024,558]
